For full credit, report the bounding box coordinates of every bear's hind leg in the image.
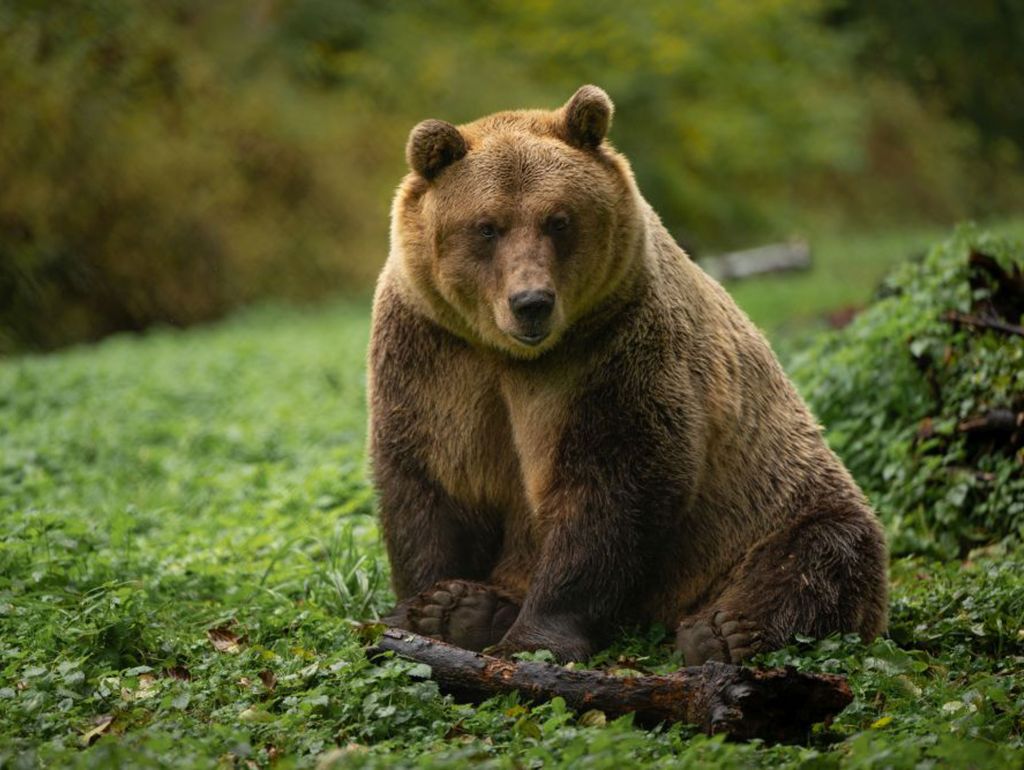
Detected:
[676,609,762,666]
[675,507,887,665]
[383,580,520,652]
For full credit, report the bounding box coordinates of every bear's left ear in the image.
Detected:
[562,85,614,149]
[406,119,468,180]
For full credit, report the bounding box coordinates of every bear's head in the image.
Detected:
[392,85,646,358]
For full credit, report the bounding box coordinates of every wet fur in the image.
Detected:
[368,86,888,663]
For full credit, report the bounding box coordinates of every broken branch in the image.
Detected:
[942,310,1024,338]
[957,409,1022,435]
[368,627,852,743]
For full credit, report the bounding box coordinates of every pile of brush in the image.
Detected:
[792,228,1024,557]
[920,251,1024,467]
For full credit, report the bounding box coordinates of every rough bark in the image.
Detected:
[368,627,853,743]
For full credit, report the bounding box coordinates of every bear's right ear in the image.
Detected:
[406,119,468,180]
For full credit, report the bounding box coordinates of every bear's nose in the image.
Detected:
[509,290,555,325]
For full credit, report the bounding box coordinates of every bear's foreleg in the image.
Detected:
[489,373,688,663]
[375,458,502,600]
[491,481,680,663]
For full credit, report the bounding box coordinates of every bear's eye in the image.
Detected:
[546,213,570,233]
[477,222,498,239]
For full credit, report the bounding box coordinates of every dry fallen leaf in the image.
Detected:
[317,744,367,769]
[208,624,245,654]
[607,667,645,678]
[80,714,114,746]
[122,673,158,702]
[239,706,273,723]
[579,709,607,727]
[258,669,277,691]
[165,665,191,681]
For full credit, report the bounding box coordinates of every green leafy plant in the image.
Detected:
[791,225,1024,557]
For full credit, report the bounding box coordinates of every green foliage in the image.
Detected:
[0,1,390,353]
[888,549,1024,656]
[372,0,868,246]
[3,1,1022,351]
[833,0,1024,157]
[2,229,1024,766]
[790,225,1024,556]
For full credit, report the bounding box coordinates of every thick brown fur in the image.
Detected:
[368,85,888,664]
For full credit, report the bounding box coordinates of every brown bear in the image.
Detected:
[368,85,888,665]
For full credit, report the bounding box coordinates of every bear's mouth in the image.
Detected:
[511,331,549,346]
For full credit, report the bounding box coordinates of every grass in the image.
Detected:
[2,228,1023,768]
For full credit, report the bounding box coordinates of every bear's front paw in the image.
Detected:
[491,616,593,663]
[382,580,519,652]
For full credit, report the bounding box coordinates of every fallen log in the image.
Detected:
[368,627,852,743]
[943,310,1024,338]
[699,241,811,282]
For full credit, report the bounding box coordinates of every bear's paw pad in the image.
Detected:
[676,609,761,666]
[396,580,519,652]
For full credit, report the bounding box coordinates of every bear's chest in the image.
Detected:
[415,351,513,513]
[419,352,570,523]
[499,372,573,515]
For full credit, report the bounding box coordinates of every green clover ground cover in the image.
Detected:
[2,232,1023,768]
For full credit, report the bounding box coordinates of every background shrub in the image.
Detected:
[2,0,1023,351]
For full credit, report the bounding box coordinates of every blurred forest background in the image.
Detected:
[2,0,1023,353]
